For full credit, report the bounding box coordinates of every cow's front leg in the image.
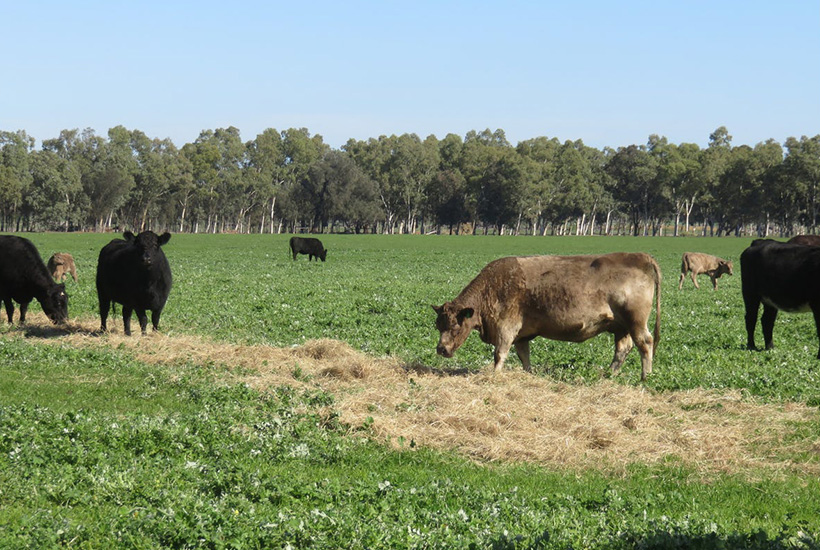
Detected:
[492,343,512,372]
[609,331,633,376]
[514,339,532,372]
[492,325,522,371]
[18,301,29,324]
[761,304,778,350]
[691,272,700,289]
[3,298,14,323]
[710,274,719,290]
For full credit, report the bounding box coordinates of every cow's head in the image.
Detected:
[42,283,68,324]
[125,231,171,267]
[432,302,480,358]
[719,260,734,276]
[319,248,327,262]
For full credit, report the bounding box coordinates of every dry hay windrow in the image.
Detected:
[11,314,820,477]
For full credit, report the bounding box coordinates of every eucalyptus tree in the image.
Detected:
[387,133,439,233]
[25,149,83,231]
[180,132,220,233]
[0,130,34,230]
[697,126,733,235]
[782,135,820,232]
[606,144,659,236]
[459,129,522,234]
[293,150,380,232]
[425,133,471,233]
[712,139,783,235]
[246,128,286,233]
[658,142,702,235]
[41,128,135,231]
[516,136,560,234]
[119,129,188,231]
[277,128,328,231]
[460,130,526,234]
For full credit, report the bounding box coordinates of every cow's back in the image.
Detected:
[492,253,659,341]
[0,236,52,294]
[788,235,820,246]
[741,240,820,311]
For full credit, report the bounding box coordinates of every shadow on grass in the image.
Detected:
[21,321,103,339]
[402,361,473,377]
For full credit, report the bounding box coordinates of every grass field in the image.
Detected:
[1,233,819,548]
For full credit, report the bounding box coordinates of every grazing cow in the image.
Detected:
[47,252,78,282]
[433,253,661,380]
[741,239,820,358]
[788,235,820,246]
[289,236,327,262]
[678,252,733,290]
[96,231,172,335]
[0,235,68,324]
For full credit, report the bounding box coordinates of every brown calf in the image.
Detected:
[47,253,77,283]
[678,252,732,290]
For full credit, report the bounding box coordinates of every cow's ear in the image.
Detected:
[458,308,474,322]
[432,304,443,315]
[124,231,135,242]
[158,232,171,246]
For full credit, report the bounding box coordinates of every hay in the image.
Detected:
[12,313,820,476]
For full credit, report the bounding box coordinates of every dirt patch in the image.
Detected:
[13,314,820,476]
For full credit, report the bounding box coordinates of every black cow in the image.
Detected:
[96,231,172,335]
[788,235,820,246]
[290,236,327,262]
[741,238,820,357]
[0,235,68,324]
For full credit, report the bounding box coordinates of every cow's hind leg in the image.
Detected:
[99,297,111,331]
[609,331,633,376]
[761,304,778,350]
[691,272,700,289]
[514,339,532,372]
[122,306,134,336]
[812,305,820,359]
[743,295,761,350]
[629,326,654,381]
[18,301,29,324]
[151,309,163,333]
[135,309,149,335]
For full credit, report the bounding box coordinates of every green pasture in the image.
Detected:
[18,232,820,403]
[1,233,819,549]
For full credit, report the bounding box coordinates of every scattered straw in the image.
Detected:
[8,313,820,477]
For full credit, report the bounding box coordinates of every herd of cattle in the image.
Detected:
[2,231,820,379]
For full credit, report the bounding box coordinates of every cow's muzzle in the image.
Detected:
[436,344,454,358]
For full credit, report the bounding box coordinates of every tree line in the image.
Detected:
[1,125,818,237]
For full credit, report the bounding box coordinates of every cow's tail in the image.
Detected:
[652,258,661,353]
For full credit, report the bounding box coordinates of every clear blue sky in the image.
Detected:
[2,0,818,150]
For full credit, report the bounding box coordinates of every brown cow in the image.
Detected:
[433,253,661,381]
[678,252,732,290]
[788,235,820,246]
[47,253,77,283]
